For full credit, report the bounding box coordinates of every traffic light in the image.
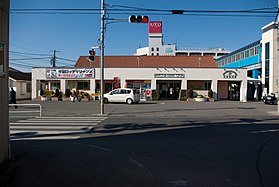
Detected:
[129,15,149,23]
[89,49,95,61]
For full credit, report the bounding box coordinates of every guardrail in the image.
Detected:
[9,104,42,117]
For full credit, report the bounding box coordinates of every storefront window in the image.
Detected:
[77,82,89,90]
[51,82,60,90]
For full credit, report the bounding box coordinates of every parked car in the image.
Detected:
[104,88,140,104]
[262,93,278,105]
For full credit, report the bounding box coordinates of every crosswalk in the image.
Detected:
[10,116,108,140]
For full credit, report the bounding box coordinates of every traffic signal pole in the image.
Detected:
[100,0,105,115]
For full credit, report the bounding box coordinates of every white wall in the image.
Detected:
[32,67,247,101]
[261,22,279,94]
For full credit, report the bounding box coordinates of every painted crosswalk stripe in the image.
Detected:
[10,116,107,140]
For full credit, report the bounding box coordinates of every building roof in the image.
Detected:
[75,56,217,68]
[9,68,31,81]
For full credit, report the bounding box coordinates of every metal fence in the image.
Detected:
[9,104,42,118]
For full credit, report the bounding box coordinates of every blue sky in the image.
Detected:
[10,0,277,72]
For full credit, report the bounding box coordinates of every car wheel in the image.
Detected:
[104,98,109,104]
[126,98,133,105]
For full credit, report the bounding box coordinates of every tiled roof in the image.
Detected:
[75,56,217,68]
[9,69,31,81]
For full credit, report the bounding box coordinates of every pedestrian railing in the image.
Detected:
[9,104,42,118]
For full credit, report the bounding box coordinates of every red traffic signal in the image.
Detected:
[89,49,95,61]
[129,15,149,23]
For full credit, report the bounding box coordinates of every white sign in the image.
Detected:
[154,74,185,78]
[223,71,237,79]
[46,68,95,79]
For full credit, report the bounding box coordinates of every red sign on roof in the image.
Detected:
[148,21,162,33]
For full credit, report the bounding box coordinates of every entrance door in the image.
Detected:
[157,80,181,100]
[217,81,241,100]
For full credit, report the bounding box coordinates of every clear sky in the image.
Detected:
[9,0,277,72]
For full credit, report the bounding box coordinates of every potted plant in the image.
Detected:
[44,90,53,101]
[194,95,207,102]
[58,91,63,101]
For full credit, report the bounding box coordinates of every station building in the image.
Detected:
[216,21,279,100]
[32,56,248,102]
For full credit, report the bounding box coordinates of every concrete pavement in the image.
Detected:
[2,99,279,187]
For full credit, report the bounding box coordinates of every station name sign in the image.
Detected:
[223,70,237,79]
[148,21,162,33]
[154,74,185,78]
[46,68,95,79]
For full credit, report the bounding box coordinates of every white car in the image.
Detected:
[104,88,140,104]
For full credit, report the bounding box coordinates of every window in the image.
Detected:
[151,47,154,51]
[245,50,249,58]
[111,89,120,94]
[51,82,60,90]
[26,83,31,93]
[204,81,211,90]
[77,82,89,90]
[255,47,259,55]
[250,48,255,56]
[157,47,159,51]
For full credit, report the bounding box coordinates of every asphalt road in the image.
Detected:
[7,100,279,187]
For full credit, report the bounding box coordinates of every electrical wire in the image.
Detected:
[10,6,278,17]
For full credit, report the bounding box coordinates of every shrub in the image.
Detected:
[65,89,72,97]
[45,90,53,97]
[54,89,59,97]
[151,90,158,100]
[82,92,89,98]
[40,89,44,96]
[179,90,187,101]
[58,91,63,101]
[208,89,213,98]
[186,89,193,98]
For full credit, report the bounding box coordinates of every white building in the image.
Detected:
[9,68,31,100]
[32,56,247,102]
[136,21,176,56]
[135,21,230,58]
[261,21,279,95]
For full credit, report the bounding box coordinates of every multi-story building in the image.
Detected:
[216,21,279,100]
[135,21,231,59]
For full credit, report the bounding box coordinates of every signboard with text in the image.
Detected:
[148,21,162,33]
[46,68,95,79]
[154,74,185,78]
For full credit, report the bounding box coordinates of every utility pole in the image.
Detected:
[100,0,105,115]
[51,50,57,67]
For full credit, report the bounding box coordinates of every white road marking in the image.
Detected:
[10,116,107,140]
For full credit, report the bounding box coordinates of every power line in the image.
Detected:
[9,51,51,56]
[10,57,51,60]
[10,6,278,17]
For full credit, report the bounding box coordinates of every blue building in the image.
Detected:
[216,21,279,101]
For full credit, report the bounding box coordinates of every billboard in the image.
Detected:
[148,21,162,33]
[46,68,95,79]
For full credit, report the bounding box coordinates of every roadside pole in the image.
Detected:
[100,0,105,115]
